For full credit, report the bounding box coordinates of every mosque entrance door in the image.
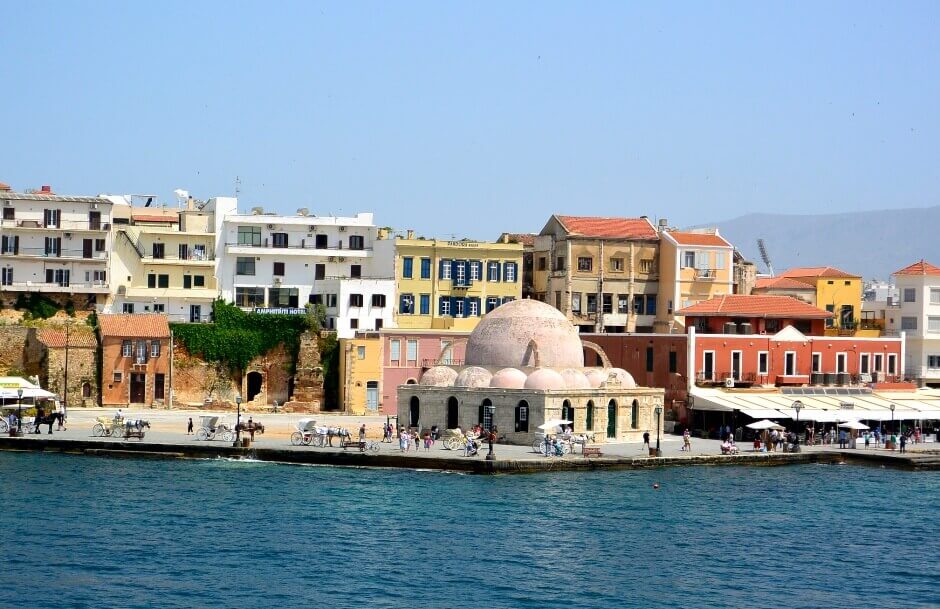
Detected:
[606,400,617,439]
[561,400,573,427]
[447,397,459,429]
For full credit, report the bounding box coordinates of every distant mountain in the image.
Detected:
[708,206,940,281]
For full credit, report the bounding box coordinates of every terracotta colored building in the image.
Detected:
[380,329,469,415]
[98,314,171,406]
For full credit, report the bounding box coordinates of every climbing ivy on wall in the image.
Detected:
[170,300,309,376]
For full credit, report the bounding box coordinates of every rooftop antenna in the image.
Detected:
[235,176,241,198]
[173,189,189,209]
[757,238,774,276]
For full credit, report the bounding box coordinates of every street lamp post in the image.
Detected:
[889,403,896,445]
[655,406,663,457]
[233,394,243,447]
[485,403,496,461]
[12,388,23,437]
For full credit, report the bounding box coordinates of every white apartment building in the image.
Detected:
[0,184,112,305]
[216,204,394,338]
[894,259,940,386]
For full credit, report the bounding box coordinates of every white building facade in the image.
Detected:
[894,260,940,387]
[0,184,113,305]
[216,205,394,338]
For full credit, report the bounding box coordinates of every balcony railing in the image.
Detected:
[0,280,109,291]
[0,248,108,260]
[696,371,757,385]
[226,241,370,252]
[695,268,717,280]
[144,252,216,262]
[1,219,110,231]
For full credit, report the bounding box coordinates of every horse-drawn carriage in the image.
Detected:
[92,416,126,438]
[290,419,325,446]
[121,419,150,441]
[195,416,234,442]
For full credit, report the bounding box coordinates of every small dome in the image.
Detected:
[490,367,528,389]
[455,366,493,388]
[559,368,591,390]
[420,366,458,387]
[585,369,609,388]
[465,299,585,369]
[524,368,567,391]
[606,368,637,388]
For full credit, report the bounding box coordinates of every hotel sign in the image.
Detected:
[446,241,480,247]
[252,307,306,315]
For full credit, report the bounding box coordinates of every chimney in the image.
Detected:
[658,218,668,232]
[406,229,415,240]
[187,196,195,211]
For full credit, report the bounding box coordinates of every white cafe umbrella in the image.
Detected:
[838,421,870,430]
[18,387,55,399]
[746,419,786,430]
[538,419,573,431]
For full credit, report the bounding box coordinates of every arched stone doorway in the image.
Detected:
[561,400,574,427]
[409,396,420,428]
[246,371,263,402]
[515,400,529,433]
[447,397,459,429]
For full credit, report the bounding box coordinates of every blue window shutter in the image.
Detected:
[439,296,446,316]
[450,260,458,284]
[439,259,446,279]
[494,262,501,282]
[473,297,481,316]
[462,297,469,318]
[464,260,472,285]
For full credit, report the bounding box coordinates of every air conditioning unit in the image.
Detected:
[338,226,346,232]
[64,232,72,238]
[273,278,282,286]
[338,257,346,262]
[267,224,275,230]
[724,377,735,388]
[328,256,336,262]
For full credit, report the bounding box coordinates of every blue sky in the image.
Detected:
[1,1,938,238]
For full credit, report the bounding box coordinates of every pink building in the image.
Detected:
[380,329,469,415]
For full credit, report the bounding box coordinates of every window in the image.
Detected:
[406,339,418,363]
[646,347,654,372]
[485,296,499,313]
[178,243,189,260]
[757,352,768,375]
[122,303,135,314]
[357,346,366,360]
[610,257,624,272]
[420,258,431,279]
[618,294,628,314]
[348,235,365,250]
[469,260,481,281]
[183,275,192,289]
[349,293,364,307]
[784,352,796,376]
[315,234,328,249]
[571,293,582,314]
[440,259,452,280]
[95,238,106,252]
[372,294,386,307]
[928,355,940,369]
[887,354,897,375]
[454,298,465,317]
[929,317,940,333]
[350,318,359,329]
[454,261,466,286]
[236,257,255,275]
[825,304,835,328]
[487,261,500,282]
[577,257,592,272]
[390,340,401,364]
[901,317,918,330]
[440,297,451,316]
[113,372,122,383]
[158,275,169,288]
[93,270,106,284]
[646,295,657,315]
[2,207,12,220]
[1,235,16,254]
[683,251,696,268]
[903,288,917,303]
[860,353,870,374]
[193,275,205,287]
[931,289,940,305]
[602,293,613,314]
[503,262,517,282]
[812,353,821,374]
[1,268,12,286]
[555,256,565,271]
[631,400,639,429]
[402,257,413,278]
[538,257,546,271]
[273,262,285,276]
[271,232,288,248]
[469,299,479,317]
[152,243,165,259]
[873,353,883,372]
[235,287,265,307]
[326,294,337,308]
[714,252,725,270]
[150,341,161,357]
[315,264,325,280]
[153,304,165,313]
[669,351,678,373]
[640,259,654,273]
[309,294,323,305]
[555,291,561,310]
[148,274,156,288]
[419,294,430,315]
[238,226,261,246]
[43,208,60,227]
[836,353,847,374]
[269,287,299,307]
[586,294,597,314]
[122,340,132,357]
[633,294,643,314]
[350,264,361,278]
[514,401,529,433]
[44,237,61,256]
[400,294,414,314]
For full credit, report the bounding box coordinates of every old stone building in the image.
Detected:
[398,299,664,445]
[35,325,98,407]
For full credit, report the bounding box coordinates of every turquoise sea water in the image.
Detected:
[1,453,937,609]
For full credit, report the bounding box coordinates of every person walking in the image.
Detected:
[187,417,194,435]
[838,429,848,449]
[899,433,907,453]
[642,431,650,452]
[682,428,692,452]
[358,423,366,444]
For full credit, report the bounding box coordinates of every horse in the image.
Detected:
[236,421,265,440]
[326,426,349,446]
[122,419,151,440]
[31,412,64,435]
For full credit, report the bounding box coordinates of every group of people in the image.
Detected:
[398,428,433,452]
[753,429,800,453]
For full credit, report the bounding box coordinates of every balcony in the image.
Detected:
[695,268,717,280]
[0,248,108,261]
[143,252,216,264]
[0,280,109,294]
[695,371,757,387]
[225,241,372,258]
[1,219,110,231]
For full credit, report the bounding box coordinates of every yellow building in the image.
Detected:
[656,230,735,332]
[531,215,660,333]
[392,236,523,331]
[338,334,383,415]
[755,266,876,336]
[109,207,218,322]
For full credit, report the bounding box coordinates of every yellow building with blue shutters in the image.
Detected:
[393,237,524,330]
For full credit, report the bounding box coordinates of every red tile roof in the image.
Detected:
[677,295,832,319]
[98,314,170,339]
[555,215,658,240]
[503,233,536,247]
[753,276,817,290]
[131,212,179,223]
[894,259,940,276]
[779,266,859,280]
[37,326,98,348]
[666,230,732,247]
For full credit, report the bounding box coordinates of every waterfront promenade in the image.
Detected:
[3,407,937,472]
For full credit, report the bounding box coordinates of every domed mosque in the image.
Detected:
[400,299,664,446]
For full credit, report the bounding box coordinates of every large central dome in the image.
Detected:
[464,299,585,368]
